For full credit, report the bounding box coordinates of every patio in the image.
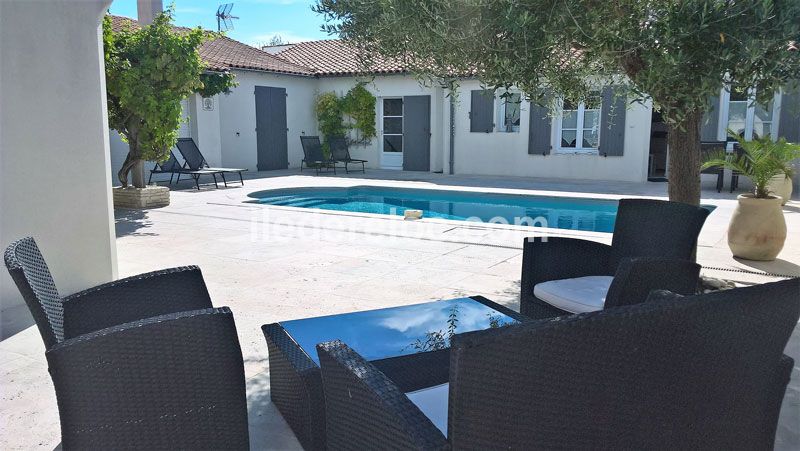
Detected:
[1,170,798,449]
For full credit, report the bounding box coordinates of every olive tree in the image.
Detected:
[315,0,800,205]
[104,11,236,188]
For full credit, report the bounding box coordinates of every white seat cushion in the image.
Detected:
[406,383,449,435]
[533,276,614,313]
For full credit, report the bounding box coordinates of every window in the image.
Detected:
[497,92,521,132]
[557,94,601,152]
[723,87,777,142]
[382,98,403,153]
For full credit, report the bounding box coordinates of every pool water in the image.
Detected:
[250,186,620,232]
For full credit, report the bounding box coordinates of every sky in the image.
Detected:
[109,0,334,47]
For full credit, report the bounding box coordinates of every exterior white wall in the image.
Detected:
[450,80,652,182]
[218,70,317,170]
[107,70,656,183]
[0,0,117,335]
[189,93,222,167]
[316,76,446,171]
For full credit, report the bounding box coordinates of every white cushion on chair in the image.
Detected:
[533,276,614,313]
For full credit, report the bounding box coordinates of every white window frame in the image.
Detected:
[555,96,602,154]
[718,86,781,146]
[380,97,404,153]
[496,91,522,133]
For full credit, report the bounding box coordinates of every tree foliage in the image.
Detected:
[315,0,800,204]
[104,10,236,187]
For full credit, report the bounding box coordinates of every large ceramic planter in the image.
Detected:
[767,175,793,205]
[727,194,786,261]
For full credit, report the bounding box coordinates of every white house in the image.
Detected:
[109,15,800,187]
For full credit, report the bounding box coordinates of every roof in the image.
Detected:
[275,39,409,76]
[109,15,314,76]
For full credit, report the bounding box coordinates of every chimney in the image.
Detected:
[137,0,163,25]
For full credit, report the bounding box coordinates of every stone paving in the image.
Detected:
[1,169,798,449]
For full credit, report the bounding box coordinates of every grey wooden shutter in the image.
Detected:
[598,86,626,156]
[700,95,720,141]
[470,90,494,133]
[778,87,800,142]
[528,101,552,155]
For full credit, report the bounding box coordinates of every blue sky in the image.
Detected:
[109,0,333,47]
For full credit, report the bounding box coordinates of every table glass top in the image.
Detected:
[280,297,518,365]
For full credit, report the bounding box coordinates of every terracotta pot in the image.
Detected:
[767,175,793,205]
[727,194,786,261]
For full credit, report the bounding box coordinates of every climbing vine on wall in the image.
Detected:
[315,84,377,150]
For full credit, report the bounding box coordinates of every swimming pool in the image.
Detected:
[249,186,620,232]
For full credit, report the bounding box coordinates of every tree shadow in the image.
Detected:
[114,209,157,238]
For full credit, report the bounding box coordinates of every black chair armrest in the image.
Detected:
[605,258,700,309]
[316,340,447,450]
[521,237,613,300]
[45,307,249,450]
[61,266,213,338]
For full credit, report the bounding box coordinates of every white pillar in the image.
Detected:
[0,0,117,338]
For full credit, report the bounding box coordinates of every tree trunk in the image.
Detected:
[131,161,146,188]
[117,139,145,188]
[666,111,702,206]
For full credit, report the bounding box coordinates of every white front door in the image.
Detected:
[380,98,403,169]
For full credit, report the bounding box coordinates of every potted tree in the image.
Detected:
[104,11,235,207]
[703,134,799,261]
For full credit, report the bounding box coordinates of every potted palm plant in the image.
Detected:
[764,139,798,205]
[702,133,799,261]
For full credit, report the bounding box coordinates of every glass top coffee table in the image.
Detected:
[262,296,525,450]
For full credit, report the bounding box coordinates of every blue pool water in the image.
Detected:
[249,186,621,232]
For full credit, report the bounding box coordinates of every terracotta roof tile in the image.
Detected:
[275,39,409,76]
[109,15,314,76]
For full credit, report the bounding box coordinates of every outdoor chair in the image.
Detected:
[328,137,367,173]
[300,136,336,175]
[148,149,226,190]
[317,278,799,450]
[520,198,710,319]
[3,237,249,450]
[701,141,726,192]
[147,151,183,185]
[176,137,247,186]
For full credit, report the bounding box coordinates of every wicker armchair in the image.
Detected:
[317,278,799,450]
[521,198,710,319]
[4,237,249,450]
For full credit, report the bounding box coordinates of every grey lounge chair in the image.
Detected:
[175,137,246,186]
[317,277,799,450]
[329,137,367,173]
[3,237,249,449]
[300,136,336,175]
[149,150,224,190]
[520,199,710,319]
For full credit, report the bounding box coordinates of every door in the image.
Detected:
[255,86,288,171]
[380,98,403,169]
[402,95,431,171]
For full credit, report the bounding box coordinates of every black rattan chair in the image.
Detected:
[317,278,799,450]
[520,198,710,319]
[328,137,367,173]
[3,237,249,450]
[300,136,336,175]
